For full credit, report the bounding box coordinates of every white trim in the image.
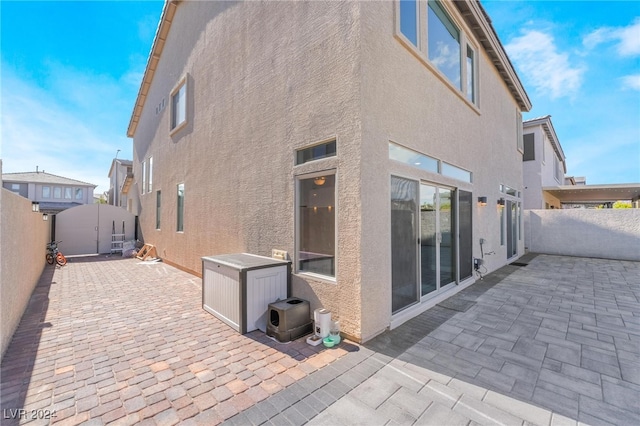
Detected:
[294,170,338,280]
[169,74,188,136]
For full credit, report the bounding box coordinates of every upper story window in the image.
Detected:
[42,186,51,198]
[170,76,187,133]
[523,133,535,161]
[54,187,62,199]
[397,0,478,106]
[75,188,83,200]
[64,187,73,199]
[428,0,460,90]
[400,0,418,46]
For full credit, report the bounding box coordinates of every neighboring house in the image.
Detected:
[522,115,567,209]
[2,170,97,214]
[127,0,531,342]
[107,158,135,212]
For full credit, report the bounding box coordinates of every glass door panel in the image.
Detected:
[439,188,456,287]
[506,200,517,258]
[459,190,473,280]
[391,177,419,313]
[420,184,437,297]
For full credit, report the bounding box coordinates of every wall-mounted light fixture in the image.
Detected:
[314,176,326,186]
[42,213,49,221]
[32,201,40,212]
[497,198,505,208]
[477,196,487,206]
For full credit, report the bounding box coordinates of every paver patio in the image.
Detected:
[2,254,639,425]
[0,256,353,425]
[231,254,640,425]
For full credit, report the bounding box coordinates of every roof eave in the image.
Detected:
[455,0,532,112]
[127,0,181,138]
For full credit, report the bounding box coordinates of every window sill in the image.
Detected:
[294,272,337,285]
[395,34,481,116]
[169,120,188,137]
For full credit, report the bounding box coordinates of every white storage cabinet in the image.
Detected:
[201,253,290,334]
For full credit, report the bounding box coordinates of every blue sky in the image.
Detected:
[1,1,639,195]
[1,0,163,194]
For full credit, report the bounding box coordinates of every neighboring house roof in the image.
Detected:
[126,0,531,137]
[108,158,133,178]
[523,115,566,173]
[543,183,640,204]
[2,171,97,188]
[454,1,531,112]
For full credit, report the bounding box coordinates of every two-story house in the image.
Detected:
[127,0,531,342]
[2,169,97,214]
[522,115,567,209]
[107,158,136,212]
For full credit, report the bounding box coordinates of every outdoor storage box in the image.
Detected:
[202,253,291,334]
[266,298,313,342]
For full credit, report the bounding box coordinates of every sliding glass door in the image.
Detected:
[392,177,469,314]
[391,177,419,313]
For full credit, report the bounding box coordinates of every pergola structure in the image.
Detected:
[543,183,640,208]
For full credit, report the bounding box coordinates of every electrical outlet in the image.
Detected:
[474,258,484,270]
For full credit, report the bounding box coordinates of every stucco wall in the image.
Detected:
[132,1,364,338]
[524,209,640,261]
[357,1,525,339]
[1,189,50,361]
[131,1,527,342]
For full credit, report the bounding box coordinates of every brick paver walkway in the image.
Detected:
[0,256,352,425]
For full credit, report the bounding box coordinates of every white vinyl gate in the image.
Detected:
[55,204,135,255]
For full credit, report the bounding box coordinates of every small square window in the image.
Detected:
[170,78,187,132]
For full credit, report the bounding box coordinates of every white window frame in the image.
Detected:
[177,183,185,233]
[295,170,337,282]
[141,160,147,195]
[170,75,188,135]
[395,0,479,108]
[148,157,153,193]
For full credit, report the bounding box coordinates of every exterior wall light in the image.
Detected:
[497,198,505,207]
[42,213,49,221]
[477,197,487,206]
[32,201,40,212]
[314,177,326,186]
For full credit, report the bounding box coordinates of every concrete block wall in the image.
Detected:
[0,189,50,361]
[524,209,640,261]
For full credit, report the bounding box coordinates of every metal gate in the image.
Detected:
[55,204,135,255]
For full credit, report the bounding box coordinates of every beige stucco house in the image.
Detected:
[522,115,567,209]
[127,0,531,342]
[108,158,135,212]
